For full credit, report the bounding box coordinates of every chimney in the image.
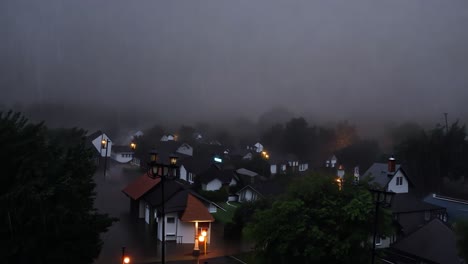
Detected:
[388,156,396,176]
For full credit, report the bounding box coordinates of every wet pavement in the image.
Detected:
[93,162,251,264]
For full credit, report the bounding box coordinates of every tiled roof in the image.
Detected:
[392,219,461,264]
[198,164,236,184]
[179,156,214,175]
[180,193,215,222]
[122,173,161,200]
[237,181,285,197]
[113,145,134,153]
[391,193,444,213]
[362,162,401,187]
[236,168,258,177]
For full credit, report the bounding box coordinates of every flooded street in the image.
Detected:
[93,162,250,264]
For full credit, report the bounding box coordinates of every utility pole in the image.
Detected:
[444,113,449,134]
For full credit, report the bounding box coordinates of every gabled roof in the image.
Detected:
[179,156,214,175]
[237,181,285,198]
[122,173,161,200]
[392,219,461,264]
[236,168,258,178]
[198,165,237,184]
[391,193,445,214]
[424,194,468,222]
[112,145,134,153]
[362,163,402,188]
[180,193,215,222]
[143,180,186,208]
[87,130,104,141]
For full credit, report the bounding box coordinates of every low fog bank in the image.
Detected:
[2,102,466,147]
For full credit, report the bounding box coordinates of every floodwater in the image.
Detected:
[93,161,250,264]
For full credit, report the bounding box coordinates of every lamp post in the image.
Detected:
[122,246,131,264]
[369,189,394,264]
[148,150,179,264]
[101,137,110,178]
[198,230,207,255]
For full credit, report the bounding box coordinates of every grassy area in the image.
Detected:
[212,202,238,224]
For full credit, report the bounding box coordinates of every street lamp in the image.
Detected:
[148,150,179,264]
[198,229,207,255]
[121,246,131,264]
[101,137,111,178]
[130,141,136,150]
[369,189,395,264]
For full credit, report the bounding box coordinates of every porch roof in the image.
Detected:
[122,173,161,200]
[180,193,215,222]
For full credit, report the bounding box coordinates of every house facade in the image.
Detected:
[122,175,217,244]
[88,130,113,158]
[111,145,134,163]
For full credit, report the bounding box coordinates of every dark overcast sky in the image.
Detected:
[1,0,468,123]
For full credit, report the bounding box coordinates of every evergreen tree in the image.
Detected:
[1,111,116,264]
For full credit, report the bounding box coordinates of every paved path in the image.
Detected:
[93,162,251,264]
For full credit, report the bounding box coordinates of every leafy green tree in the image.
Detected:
[0,111,115,264]
[247,173,392,264]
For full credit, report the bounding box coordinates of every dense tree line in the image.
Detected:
[0,111,115,264]
[394,121,468,195]
[261,118,381,171]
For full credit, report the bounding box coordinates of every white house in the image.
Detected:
[198,165,238,191]
[326,155,338,168]
[88,130,112,157]
[362,157,411,194]
[122,175,217,245]
[111,145,134,163]
[161,134,176,141]
[237,181,285,203]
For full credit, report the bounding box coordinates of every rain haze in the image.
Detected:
[1,0,468,129]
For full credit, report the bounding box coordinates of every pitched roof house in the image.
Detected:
[122,174,216,244]
[363,157,412,193]
[198,164,239,191]
[237,181,286,203]
[385,219,462,264]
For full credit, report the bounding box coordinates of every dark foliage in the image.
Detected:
[0,111,116,264]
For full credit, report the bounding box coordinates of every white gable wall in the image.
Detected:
[91,133,112,157]
[177,144,193,156]
[239,188,259,203]
[111,152,133,163]
[387,170,409,193]
[229,178,237,186]
[204,178,222,191]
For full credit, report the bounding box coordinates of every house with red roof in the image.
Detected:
[122,173,217,244]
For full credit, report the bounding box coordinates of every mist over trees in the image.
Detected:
[394,121,468,196]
